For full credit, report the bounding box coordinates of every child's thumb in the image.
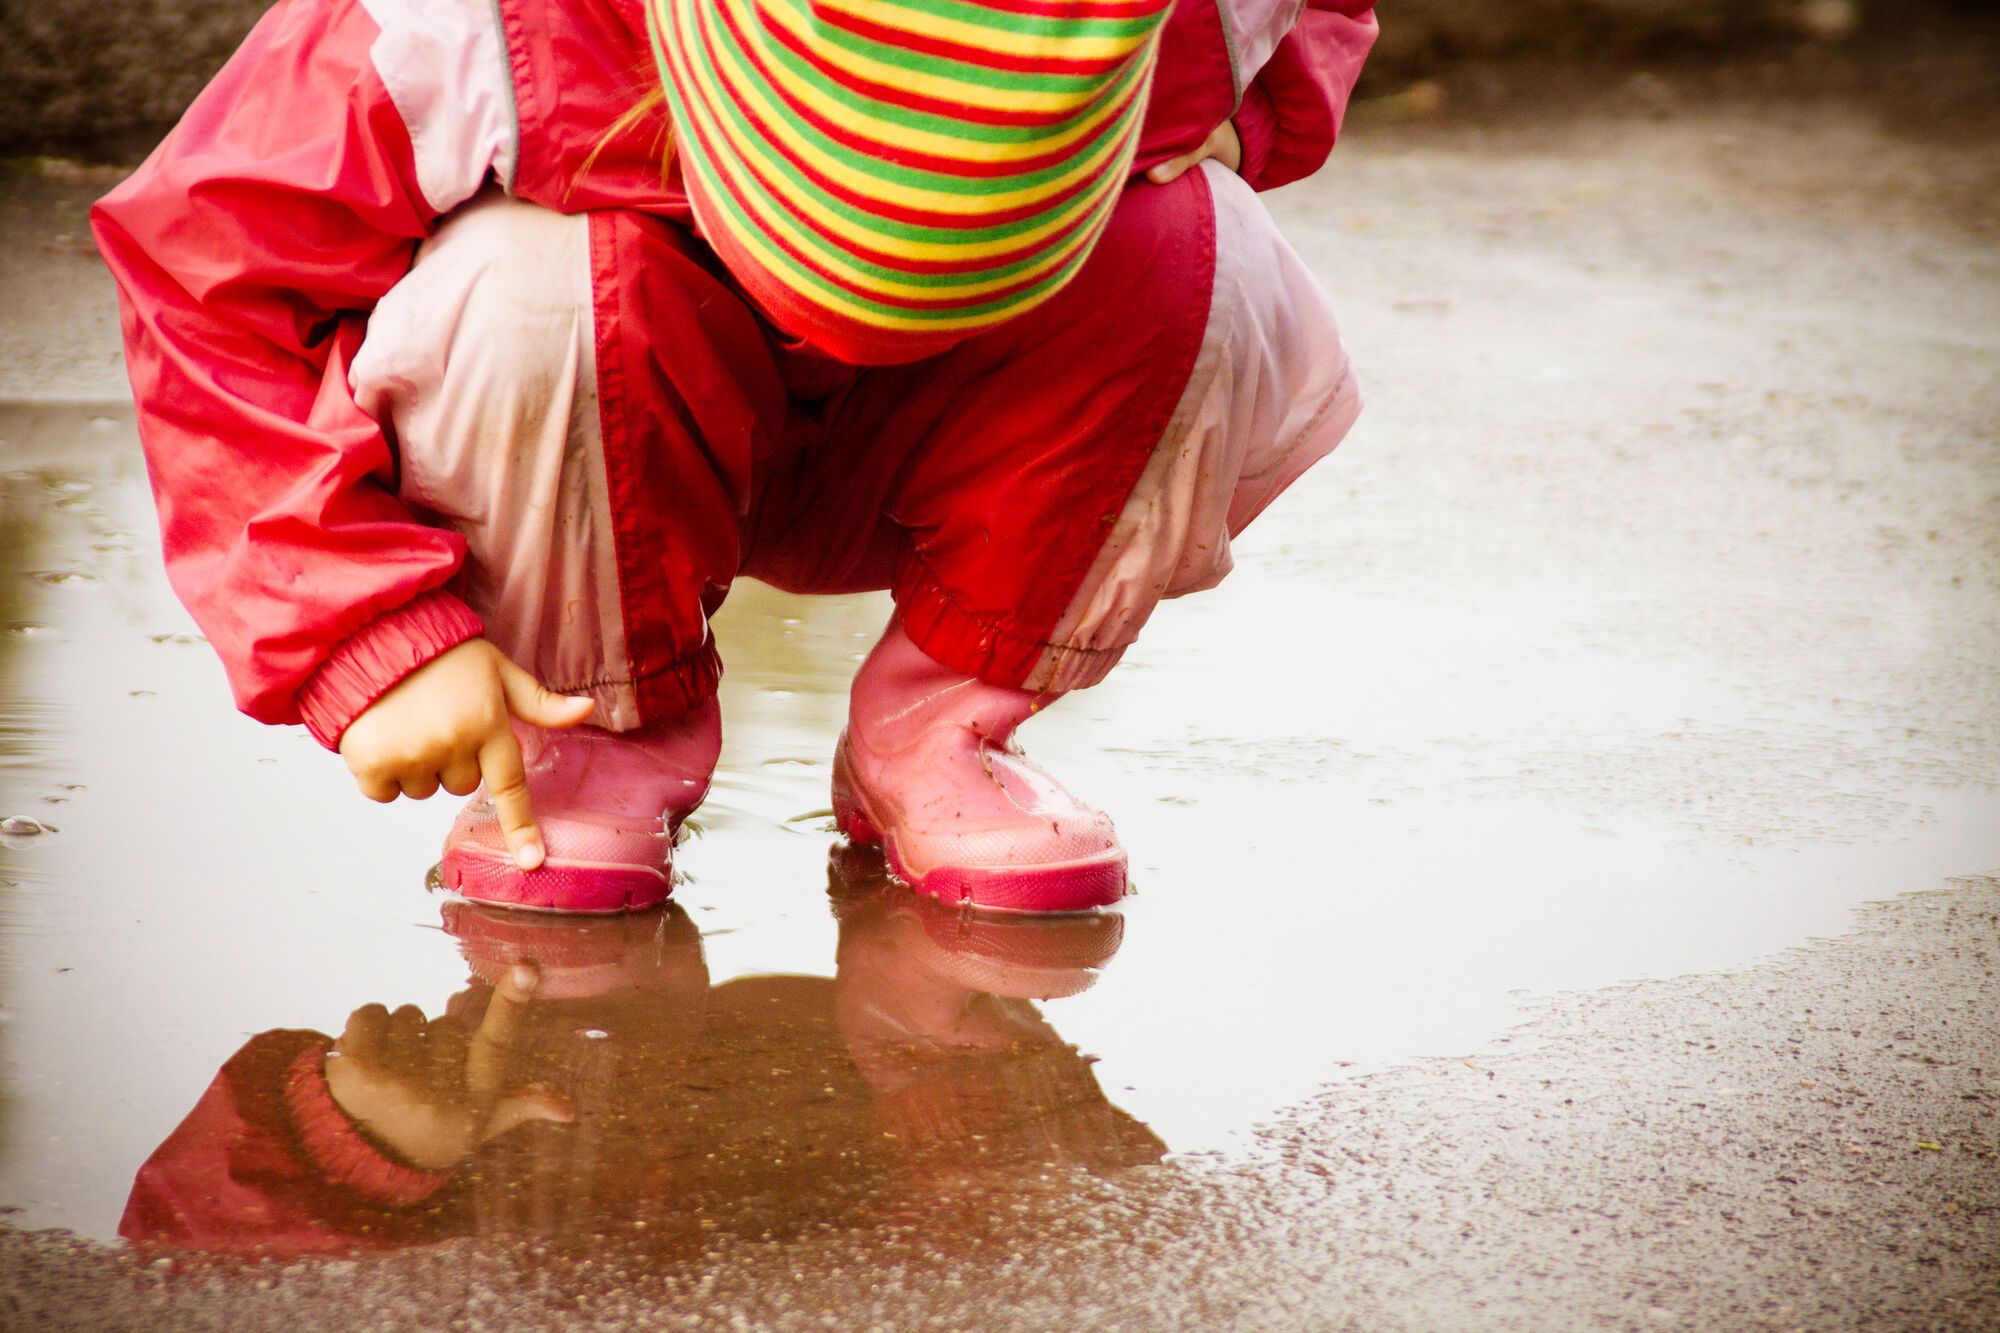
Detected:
[497,659,595,730]
[480,1087,575,1143]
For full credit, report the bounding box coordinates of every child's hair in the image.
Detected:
[572,80,676,200]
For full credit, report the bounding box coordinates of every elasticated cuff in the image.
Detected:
[892,557,1126,695]
[296,591,486,750]
[630,634,725,728]
[1230,82,1280,189]
[280,1045,454,1208]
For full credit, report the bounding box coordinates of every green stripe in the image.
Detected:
[769,0,1113,94]
[646,0,1151,323]
[659,0,1144,247]
[694,140,1111,321]
[701,2,1144,197]
[835,0,1164,43]
[693,34,1140,256]
[757,13,1132,146]
[692,108,1135,302]
[687,39,1128,257]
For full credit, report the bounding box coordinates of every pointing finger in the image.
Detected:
[478,727,543,871]
[466,963,540,1099]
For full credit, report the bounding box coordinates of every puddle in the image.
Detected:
[0,401,1995,1256]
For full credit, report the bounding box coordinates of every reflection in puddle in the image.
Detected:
[123,861,1154,1260]
[3,400,1996,1251]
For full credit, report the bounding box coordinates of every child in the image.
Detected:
[94,0,1376,914]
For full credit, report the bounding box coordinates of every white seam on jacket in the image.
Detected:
[1230,0,1308,108]
[1215,0,1245,109]
[485,0,522,188]
[359,0,519,213]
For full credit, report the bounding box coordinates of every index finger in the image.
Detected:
[477,728,545,871]
[465,963,540,1100]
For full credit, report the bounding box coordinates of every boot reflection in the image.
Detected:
[120,876,1159,1259]
[828,844,1161,1188]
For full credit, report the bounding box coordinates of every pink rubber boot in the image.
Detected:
[439,697,721,914]
[831,621,1128,914]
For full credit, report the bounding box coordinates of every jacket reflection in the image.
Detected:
[120,864,1160,1256]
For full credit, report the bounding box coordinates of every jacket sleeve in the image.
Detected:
[90,0,516,747]
[120,1032,453,1255]
[1232,0,1378,192]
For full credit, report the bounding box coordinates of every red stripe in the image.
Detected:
[676,82,1106,312]
[709,180,1097,315]
[684,19,1111,232]
[795,7,1132,78]
[687,55,1114,280]
[922,0,1164,16]
[718,3,1138,180]
[679,99,1102,302]
[760,14,1094,129]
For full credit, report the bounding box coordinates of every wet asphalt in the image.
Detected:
[0,59,1996,1332]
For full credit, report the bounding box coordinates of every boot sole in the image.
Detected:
[439,844,672,915]
[831,746,1128,915]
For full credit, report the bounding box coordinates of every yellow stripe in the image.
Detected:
[699,0,1144,217]
[809,0,1159,63]
[655,0,1160,332]
[710,180,1105,331]
[758,0,1117,113]
[673,19,1134,302]
[676,49,1133,302]
[754,26,1140,164]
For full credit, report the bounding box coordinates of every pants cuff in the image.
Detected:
[892,556,1128,695]
[561,636,722,733]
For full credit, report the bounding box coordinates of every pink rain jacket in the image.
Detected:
[91,0,1377,736]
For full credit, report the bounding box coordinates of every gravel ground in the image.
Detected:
[3,883,1992,1331]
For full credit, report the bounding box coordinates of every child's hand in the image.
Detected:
[325,963,573,1171]
[338,638,594,869]
[1145,120,1242,185]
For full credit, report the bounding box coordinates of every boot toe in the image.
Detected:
[441,803,674,914]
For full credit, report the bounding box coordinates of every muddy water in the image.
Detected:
[2,103,1998,1264]
[2,382,1993,1261]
